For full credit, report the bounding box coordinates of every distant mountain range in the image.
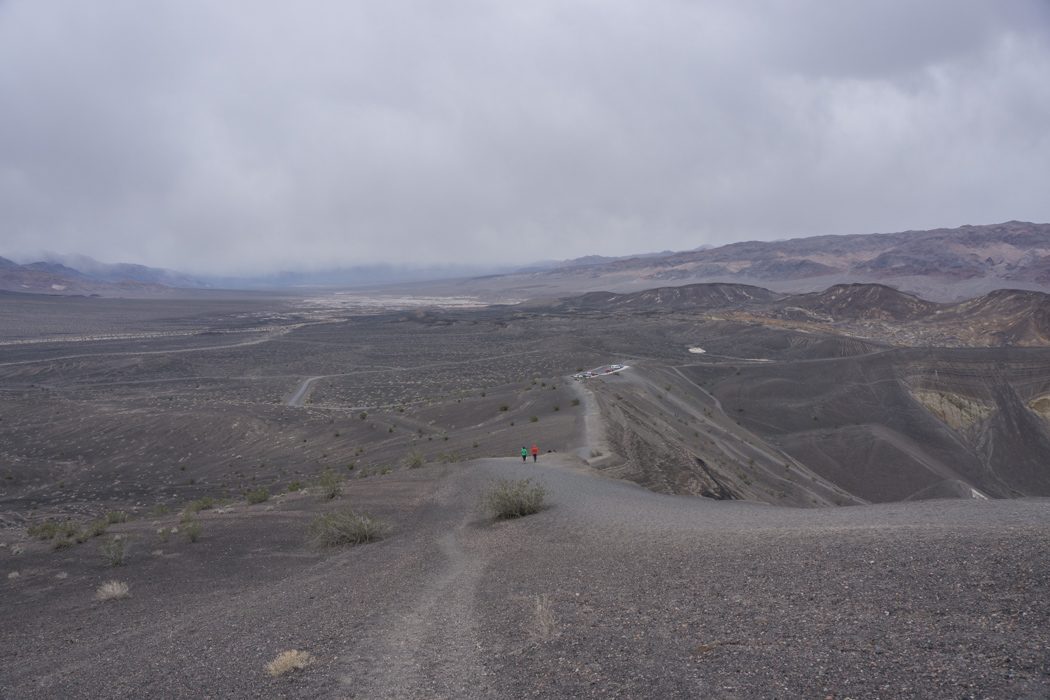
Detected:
[4,221,1049,299]
[0,254,506,297]
[0,254,202,296]
[441,220,1050,302]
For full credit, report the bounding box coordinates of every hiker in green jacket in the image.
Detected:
[520,446,528,462]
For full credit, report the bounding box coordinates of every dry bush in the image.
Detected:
[184,497,214,516]
[85,519,109,538]
[95,580,130,601]
[307,510,388,547]
[28,520,77,541]
[183,519,202,543]
[529,593,558,642]
[245,487,270,504]
[99,536,128,566]
[265,649,315,677]
[403,449,425,469]
[105,511,129,524]
[484,479,547,519]
[318,468,342,499]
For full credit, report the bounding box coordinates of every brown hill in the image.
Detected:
[548,282,780,313]
[773,283,939,322]
[436,221,1050,302]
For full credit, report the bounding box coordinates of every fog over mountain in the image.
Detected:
[1,1,1049,274]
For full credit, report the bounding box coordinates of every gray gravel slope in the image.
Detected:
[2,456,1047,699]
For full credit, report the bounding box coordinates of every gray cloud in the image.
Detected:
[1,0,1048,274]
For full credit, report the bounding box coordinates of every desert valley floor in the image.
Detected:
[1,288,1048,698]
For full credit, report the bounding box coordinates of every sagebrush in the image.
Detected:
[485,479,547,519]
[307,510,388,547]
[96,580,130,601]
[265,649,315,677]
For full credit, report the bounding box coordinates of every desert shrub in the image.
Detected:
[571,398,580,406]
[359,411,367,420]
[403,450,425,469]
[287,481,303,492]
[52,538,74,551]
[96,580,130,601]
[265,650,315,677]
[28,520,61,540]
[307,510,388,547]
[85,519,109,538]
[438,452,460,464]
[183,519,203,542]
[318,468,342,499]
[106,510,129,524]
[185,497,214,515]
[484,479,547,520]
[150,505,170,517]
[529,593,558,642]
[553,405,560,411]
[246,487,270,504]
[529,416,539,423]
[499,404,509,412]
[99,536,128,566]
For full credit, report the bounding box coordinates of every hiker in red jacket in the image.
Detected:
[530,443,539,462]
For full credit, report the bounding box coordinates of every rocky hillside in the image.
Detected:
[0,255,203,296]
[441,221,1050,301]
[548,281,1050,348]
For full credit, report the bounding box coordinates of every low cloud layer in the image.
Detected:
[2,1,1048,273]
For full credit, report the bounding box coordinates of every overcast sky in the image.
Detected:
[2,1,1049,274]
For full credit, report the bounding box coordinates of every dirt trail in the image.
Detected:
[286,376,324,407]
[341,475,493,698]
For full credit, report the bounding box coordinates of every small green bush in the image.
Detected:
[484,479,547,520]
[403,450,425,469]
[28,521,61,540]
[245,487,270,504]
[52,538,74,551]
[106,511,129,524]
[529,416,539,423]
[499,404,509,412]
[571,398,580,407]
[287,481,303,492]
[99,536,128,566]
[318,468,342,499]
[307,510,388,547]
[185,497,214,515]
[85,519,109,538]
[183,519,202,542]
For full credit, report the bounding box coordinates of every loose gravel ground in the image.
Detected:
[2,456,1048,699]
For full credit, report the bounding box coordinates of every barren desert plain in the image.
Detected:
[1,284,1049,699]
